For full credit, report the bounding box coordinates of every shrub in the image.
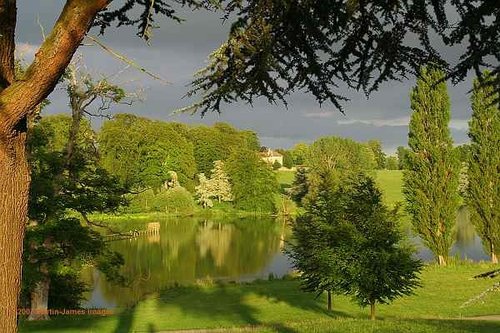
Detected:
[152,187,196,215]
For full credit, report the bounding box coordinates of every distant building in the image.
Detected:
[260,148,283,166]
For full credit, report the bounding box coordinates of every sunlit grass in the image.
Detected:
[21,263,500,332]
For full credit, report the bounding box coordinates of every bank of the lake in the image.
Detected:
[20,263,500,333]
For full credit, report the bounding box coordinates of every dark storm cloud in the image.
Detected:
[17,2,473,153]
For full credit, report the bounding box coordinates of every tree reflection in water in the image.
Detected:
[84,217,285,308]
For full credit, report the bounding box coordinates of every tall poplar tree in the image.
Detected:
[467,73,500,263]
[403,67,460,266]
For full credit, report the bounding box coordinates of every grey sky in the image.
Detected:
[17,1,474,153]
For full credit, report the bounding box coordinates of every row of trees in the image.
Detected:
[280,139,400,170]
[99,115,259,191]
[404,68,500,265]
[98,116,279,213]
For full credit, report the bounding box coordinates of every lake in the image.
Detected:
[84,207,488,308]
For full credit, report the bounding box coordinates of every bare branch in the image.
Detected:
[85,35,170,84]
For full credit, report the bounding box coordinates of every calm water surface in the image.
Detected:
[84,207,487,308]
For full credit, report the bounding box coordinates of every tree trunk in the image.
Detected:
[0,133,30,332]
[27,265,50,321]
[327,290,332,311]
[370,302,376,320]
[490,243,498,264]
[437,255,447,266]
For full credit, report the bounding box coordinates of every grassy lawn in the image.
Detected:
[373,170,404,206]
[276,170,296,187]
[21,263,500,332]
[277,169,404,206]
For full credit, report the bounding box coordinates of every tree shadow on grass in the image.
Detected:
[141,280,350,332]
[18,314,112,332]
[113,304,137,333]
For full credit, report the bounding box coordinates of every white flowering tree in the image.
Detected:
[195,173,213,209]
[209,161,233,203]
[195,161,233,208]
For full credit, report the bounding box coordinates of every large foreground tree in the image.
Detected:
[0,1,499,330]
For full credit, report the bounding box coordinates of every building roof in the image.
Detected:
[259,149,283,158]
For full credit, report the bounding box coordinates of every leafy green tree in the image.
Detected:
[154,187,196,215]
[343,175,422,320]
[467,73,500,263]
[272,160,282,170]
[287,170,350,311]
[290,143,309,166]
[25,115,125,320]
[367,140,386,169]
[304,136,376,203]
[276,149,294,168]
[289,167,309,206]
[396,146,410,170]
[188,123,260,176]
[403,67,461,266]
[385,156,399,170]
[225,148,279,212]
[99,115,197,191]
[288,172,421,317]
[307,136,376,174]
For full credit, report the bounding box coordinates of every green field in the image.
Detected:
[373,170,404,206]
[277,169,404,206]
[21,264,500,333]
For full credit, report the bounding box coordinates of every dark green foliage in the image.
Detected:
[47,271,88,310]
[289,167,309,206]
[342,176,422,317]
[288,172,421,318]
[367,140,386,169]
[455,144,471,163]
[24,115,126,309]
[225,148,279,212]
[28,116,126,220]
[185,1,499,114]
[272,160,282,170]
[94,2,500,113]
[287,171,351,300]
[403,67,461,265]
[467,73,500,262]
